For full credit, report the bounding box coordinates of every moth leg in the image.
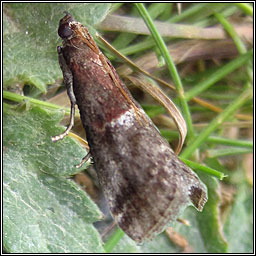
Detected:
[75,151,91,168]
[51,46,77,142]
[51,103,75,142]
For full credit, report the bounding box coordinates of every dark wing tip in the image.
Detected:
[189,185,208,211]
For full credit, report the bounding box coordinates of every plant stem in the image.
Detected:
[181,85,252,159]
[135,3,194,139]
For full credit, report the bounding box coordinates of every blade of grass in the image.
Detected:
[215,13,247,54]
[167,3,209,23]
[215,12,252,83]
[148,3,173,20]
[161,129,253,149]
[3,90,74,117]
[109,3,124,14]
[99,34,252,123]
[104,228,125,253]
[206,148,252,158]
[192,97,252,121]
[158,3,173,20]
[179,158,227,180]
[113,4,244,57]
[184,50,253,101]
[234,3,253,16]
[181,85,252,159]
[207,136,253,149]
[112,3,171,50]
[111,5,140,50]
[135,3,194,140]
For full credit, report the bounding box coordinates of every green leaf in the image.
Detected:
[3,104,104,253]
[224,185,253,253]
[3,104,90,176]
[196,173,228,253]
[137,232,179,253]
[3,3,111,91]
[111,233,141,253]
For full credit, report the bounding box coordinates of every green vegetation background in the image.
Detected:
[3,3,253,253]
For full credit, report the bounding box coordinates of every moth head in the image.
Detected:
[58,11,75,39]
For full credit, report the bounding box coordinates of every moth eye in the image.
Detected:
[58,23,73,39]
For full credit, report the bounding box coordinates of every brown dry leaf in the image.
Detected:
[98,14,252,40]
[126,74,187,155]
[117,39,252,77]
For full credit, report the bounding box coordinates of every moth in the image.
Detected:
[52,12,207,243]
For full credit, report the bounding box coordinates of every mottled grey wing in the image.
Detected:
[88,109,207,243]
